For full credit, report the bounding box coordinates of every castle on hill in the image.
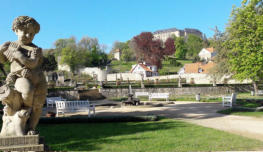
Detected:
[153,27,203,42]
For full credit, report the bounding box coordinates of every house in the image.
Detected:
[153,28,203,42]
[198,47,216,61]
[113,49,121,61]
[130,63,158,77]
[179,61,215,74]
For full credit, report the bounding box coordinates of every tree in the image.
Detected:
[208,27,230,82]
[60,47,83,72]
[174,37,187,59]
[185,34,203,59]
[226,0,263,92]
[131,32,175,69]
[42,54,57,72]
[78,36,100,50]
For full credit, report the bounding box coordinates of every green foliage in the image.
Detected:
[55,36,109,72]
[174,37,187,59]
[42,54,57,71]
[109,41,136,62]
[208,27,230,80]
[185,34,204,59]
[60,47,82,72]
[121,47,136,62]
[227,0,263,82]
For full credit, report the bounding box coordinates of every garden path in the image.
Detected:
[93,101,263,142]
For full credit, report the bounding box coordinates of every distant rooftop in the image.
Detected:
[153,28,179,34]
[153,27,202,34]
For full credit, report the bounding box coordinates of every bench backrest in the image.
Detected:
[150,93,169,98]
[135,92,149,97]
[55,100,90,109]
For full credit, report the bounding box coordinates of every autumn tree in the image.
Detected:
[226,0,263,92]
[131,32,175,69]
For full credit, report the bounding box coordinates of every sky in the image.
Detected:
[0,0,242,52]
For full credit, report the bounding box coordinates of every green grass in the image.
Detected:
[159,59,193,75]
[38,119,263,151]
[109,59,192,74]
[218,108,263,118]
[110,60,136,73]
[236,100,261,108]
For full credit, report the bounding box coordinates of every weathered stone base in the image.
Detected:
[0,135,45,151]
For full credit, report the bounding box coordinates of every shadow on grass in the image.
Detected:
[38,119,186,151]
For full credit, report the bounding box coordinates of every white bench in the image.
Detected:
[135,92,149,98]
[256,90,263,96]
[55,100,95,117]
[46,96,65,108]
[149,93,169,101]
[222,93,236,107]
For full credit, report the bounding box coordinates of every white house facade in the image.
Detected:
[198,48,216,61]
[130,63,158,78]
[113,49,121,61]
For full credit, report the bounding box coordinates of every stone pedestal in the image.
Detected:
[0,135,45,151]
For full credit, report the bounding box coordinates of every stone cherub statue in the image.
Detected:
[0,16,47,136]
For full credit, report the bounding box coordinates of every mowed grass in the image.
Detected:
[110,61,136,73]
[38,119,263,151]
[218,108,263,118]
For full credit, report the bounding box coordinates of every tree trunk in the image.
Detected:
[253,81,258,94]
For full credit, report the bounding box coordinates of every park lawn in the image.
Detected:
[110,61,136,73]
[159,59,193,75]
[227,111,263,117]
[38,119,263,151]
[218,108,263,118]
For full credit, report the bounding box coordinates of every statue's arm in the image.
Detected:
[0,42,11,52]
[0,42,11,63]
[14,48,41,69]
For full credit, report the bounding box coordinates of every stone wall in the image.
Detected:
[106,73,252,84]
[101,85,253,98]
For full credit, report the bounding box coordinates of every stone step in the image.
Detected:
[0,144,44,151]
[0,135,40,146]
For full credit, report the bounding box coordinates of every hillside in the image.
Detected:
[109,59,193,75]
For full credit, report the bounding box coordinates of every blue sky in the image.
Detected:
[0,0,242,52]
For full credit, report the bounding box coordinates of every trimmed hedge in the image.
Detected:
[39,115,159,124]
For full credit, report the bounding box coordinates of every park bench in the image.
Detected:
[149,93,169,102]
[46,96,65,108]
[55,100,95,117]
[222,93,236,107]
[256,90,263,96]
[135,92,149,98]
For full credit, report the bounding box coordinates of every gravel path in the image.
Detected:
[94,101,263,142]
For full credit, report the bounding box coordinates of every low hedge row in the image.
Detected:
[39,115,159,124]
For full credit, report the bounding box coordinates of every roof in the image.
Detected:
[184,62,202,73]
[153,28,179,34]
[184,61,215,74]
[130,63,153,73]
[114,49,121,53]
[205,47,215,53]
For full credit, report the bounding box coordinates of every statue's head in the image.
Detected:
[12,16,40,45]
